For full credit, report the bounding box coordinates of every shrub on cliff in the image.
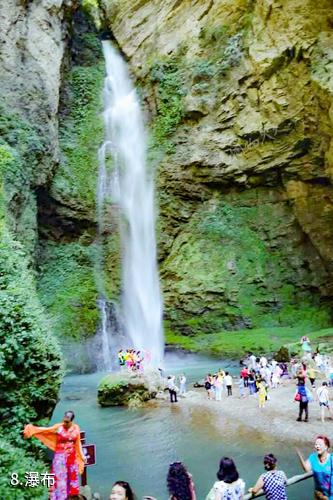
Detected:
[0,228,63,446]
[275,346,291,362]
[150,57,187,148]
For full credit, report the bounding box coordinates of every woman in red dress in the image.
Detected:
[24,410,85,499]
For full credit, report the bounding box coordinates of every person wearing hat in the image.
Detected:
[248,453,287,499]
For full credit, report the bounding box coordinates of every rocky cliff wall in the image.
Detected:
[0,0,76,251]
[0,0,76,442]
[2,0,333,369]
[96,0,333,335]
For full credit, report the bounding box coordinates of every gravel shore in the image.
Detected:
[160,379,333,444]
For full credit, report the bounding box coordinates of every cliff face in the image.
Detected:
[0,0,75,439]
[1,0,333,369]
[0,0,73,173]
[0,0,76,251]
[97,0,333,334]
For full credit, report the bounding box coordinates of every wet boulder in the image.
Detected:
[97,369,163,407]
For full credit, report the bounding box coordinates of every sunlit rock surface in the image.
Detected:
[100,0,333,331]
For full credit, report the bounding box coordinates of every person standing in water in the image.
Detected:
[168,376,178,403]
[179,374,187,396]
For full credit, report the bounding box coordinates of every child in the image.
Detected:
[258,381,267,409]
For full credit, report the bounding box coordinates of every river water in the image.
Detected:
[52,353,310,499]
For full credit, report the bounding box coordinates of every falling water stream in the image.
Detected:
[96,40,163,367]
[97,299,112,372]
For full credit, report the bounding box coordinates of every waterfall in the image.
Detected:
[97,40,164,366]
[97,298,112,372]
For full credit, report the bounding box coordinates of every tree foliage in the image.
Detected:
[0,228,63,445]
[0,439,48,499]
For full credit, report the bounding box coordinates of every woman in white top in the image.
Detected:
[316,381,332,422]
[206,457,245,500]
[179,374,187,395]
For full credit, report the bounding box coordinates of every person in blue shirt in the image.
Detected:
[297,435,333,499]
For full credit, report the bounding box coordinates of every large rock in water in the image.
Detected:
[97,369,163,407]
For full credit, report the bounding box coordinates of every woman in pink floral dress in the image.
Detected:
[24,410,85,499]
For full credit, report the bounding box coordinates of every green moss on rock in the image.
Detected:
[51,33,104,218]
[0,102,48,255]
[98,370,161,406]
[37,241,99,340]
[0,98,62,452]
[148,54,187,152]
[162,190,331,335]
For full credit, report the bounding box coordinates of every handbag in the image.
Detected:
[294,392,301,401]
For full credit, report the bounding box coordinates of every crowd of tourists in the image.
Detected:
[23,411,333,500]
[117,349,148,372]
[106,436,333,498]
[23,335,333,500]
[177,349,333,419]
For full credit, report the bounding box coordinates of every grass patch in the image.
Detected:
[165,326,333,358]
